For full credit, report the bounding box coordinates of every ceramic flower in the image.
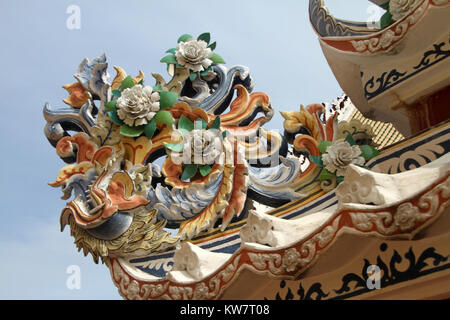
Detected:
[322,139,365,177]
[116,84,160,127]
[105,76,178,138]
[178,129,222,166]
[176,39,213,73]
[164,115,227,181]
[389,0,418,21]
[160,33,226,82]
[310,134,379,186]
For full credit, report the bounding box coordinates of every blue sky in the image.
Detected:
[0,0,378,299]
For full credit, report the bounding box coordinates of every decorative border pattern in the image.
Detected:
[368,121,450,173]
[320,0,450,55]
[270,243,450,300]
[109,254,242,300]
[364,38,450,100]
[351,0,428,54]
[308,0,375,37]
[108,172,450,300]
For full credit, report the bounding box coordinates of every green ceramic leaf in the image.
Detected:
[380,11,394,29]
[178,115,194,133]
[345,134,356,146]
[380,2,390,11]
[144,119,156,139]
[359,145,380,161]
[319,141,332,154]
[160,55,177,64]
[153,85,163,91]
[120,76,135,91]
[200,67,212,76]
[154,110,174,125]
[178,34,193,43]
[120,124,145,137]
[189,71,197,81]
[310,155,323,167]
[166,48,177,54]
[105,100,117,112]
[208,41,217,51]
[319,168,335,181]
[222,131,229,139]
[210,53,226,64]
[337,176,345,184]
[199,165,211,177]
[108,111,123,125]
[209,116,221,130]
[112,89,122,98]
[197,32,211,44]
[163,143,184,153]
[181,164,198,181]
[195,118,207,130]
[159,91,178,109]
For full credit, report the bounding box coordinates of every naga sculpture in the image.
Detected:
[44,32,381,285]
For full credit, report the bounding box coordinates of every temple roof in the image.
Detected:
[310,0,450,135]
[43,5,450,300]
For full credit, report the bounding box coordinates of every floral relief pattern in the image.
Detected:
[389,0,420,21]
[350,0,429,52]
[282,248,302,272]
[394,202,420,231]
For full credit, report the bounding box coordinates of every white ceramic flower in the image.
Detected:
[389,0,419,21]
[322,139,365,177]
[176,38,213,73]
[116,85,160,127]
[172,129,222,165]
